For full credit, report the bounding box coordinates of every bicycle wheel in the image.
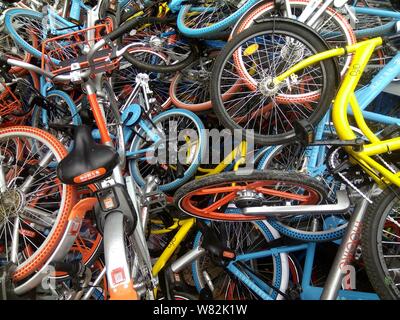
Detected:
[191,220,289,299]
[0,32,34,75]
[129,108,206,191]
[176,0,258,38]
[55,217,103,281]
[32,90,81,127]
[257,143,348,241]
[231,0,356,77]
[122,17,198,73]
[362,187,400,299]
[174,170,327,221]
[4,8,73,60]
[211,19,338,145]
[0,126,75,283]
[31,90,81,153]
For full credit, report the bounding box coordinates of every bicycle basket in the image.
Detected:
[41,21,119,76]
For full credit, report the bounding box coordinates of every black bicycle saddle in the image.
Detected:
[57,125,119,186]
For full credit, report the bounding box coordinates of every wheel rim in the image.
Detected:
[178,178,324,221]
[376,196,400,296]
[214,27,329,141]
[193,221,282,300]
[0,127,73,282]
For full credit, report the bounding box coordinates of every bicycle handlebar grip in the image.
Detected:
[105,17,141,42]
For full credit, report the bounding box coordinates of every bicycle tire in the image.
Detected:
[230,0,356,77]
[4,8,73,60]
[122,17,199,73]
[362,187,400,299]
[0,126,75,283]
[31,90,81,127]
[211,18,339,146]
[176,0,258,38]
[174,170,327,221]
[129,108,206,192]
[191,220,289,300]
[168,51,219,111]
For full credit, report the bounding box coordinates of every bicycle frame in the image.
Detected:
[151,218,195,277]
[277,0,400,39]
[44,0,132,36]
[352,51,400,124]
[349,4,400,38]
[196,140,248,177]
[45,1,90,36]
[275,37,400,188]
[297,47,400,192]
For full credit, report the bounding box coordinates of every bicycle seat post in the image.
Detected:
[320,186,376,300]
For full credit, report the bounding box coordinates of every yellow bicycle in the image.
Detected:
[195,18,400,299]
[148,139,254,297]
[254,19,400,299]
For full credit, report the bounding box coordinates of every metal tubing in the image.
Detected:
[243,190,350,216]
[320,187,375,300]
[82,268,107,300]
[171,247,206,273]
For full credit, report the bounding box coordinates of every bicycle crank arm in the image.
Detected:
[243,190,350,216]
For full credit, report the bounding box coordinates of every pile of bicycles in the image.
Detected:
[0,0,399,300]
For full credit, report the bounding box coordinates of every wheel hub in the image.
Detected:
[135,73,150,85]
[149,36,163,49]
[258,77,280,96]
[234,190,264,208]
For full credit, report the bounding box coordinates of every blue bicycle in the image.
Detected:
[120,102,207,191]
[3,0,135,60]
[254,29,400,240]
[190,218,380,300]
